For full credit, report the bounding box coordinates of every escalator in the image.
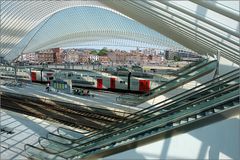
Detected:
[24,69,239,160]
[117,60,217,105]
[36,68,240,146]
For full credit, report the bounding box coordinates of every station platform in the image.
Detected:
[0,109,82,160]
[0,82,138,113]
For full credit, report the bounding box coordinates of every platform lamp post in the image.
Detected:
[213,50,220,79]
[72,62,74,69]
[29,66,32,84]
[13,61,18,83]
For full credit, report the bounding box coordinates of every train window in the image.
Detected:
[131,82,138,85]
[120,81,125,84]
[82,75,87,77]
[72,80,95,85]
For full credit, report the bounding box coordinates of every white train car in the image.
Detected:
[0,66,30,81]
[30,68,54,83]
[0,66,55,83]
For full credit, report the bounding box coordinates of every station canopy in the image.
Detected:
[0,0,239,63]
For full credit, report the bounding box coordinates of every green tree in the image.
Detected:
[98,48,108,56]
[90,50,98,55]
[174,55,181,61]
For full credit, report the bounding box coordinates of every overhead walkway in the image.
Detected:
[24,69,239,159]
[117,59,217,105]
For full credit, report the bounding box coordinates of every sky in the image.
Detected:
[23,6,188,53]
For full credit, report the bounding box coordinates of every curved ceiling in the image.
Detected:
[0,0,239,64]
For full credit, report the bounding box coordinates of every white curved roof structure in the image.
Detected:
[1,0,239,63]
[22,6,186,53]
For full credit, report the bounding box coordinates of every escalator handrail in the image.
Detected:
[40,84,239,157]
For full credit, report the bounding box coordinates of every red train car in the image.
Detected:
[30,68,54,83]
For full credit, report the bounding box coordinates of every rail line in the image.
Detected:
[1,94,127,131]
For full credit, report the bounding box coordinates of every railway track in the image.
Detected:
[1,93,128,131]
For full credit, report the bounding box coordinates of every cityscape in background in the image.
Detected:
[16,47,202,66]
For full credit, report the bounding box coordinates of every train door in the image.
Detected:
[145,80,150,92]
[110,78,116,89]
[139,80,150,92]
[97,79,103,89]
[31,72,36,81]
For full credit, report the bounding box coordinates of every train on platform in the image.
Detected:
[0,66,163,93]
[30,68,54,83]
[54,71,163,93]
[0,67,54,83]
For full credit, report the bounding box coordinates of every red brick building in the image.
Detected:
[35,48,62,64]
[52,48,63,64]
